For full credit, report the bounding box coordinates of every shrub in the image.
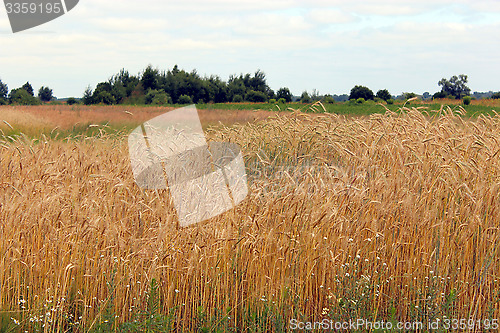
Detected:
[66,97,79,105]
[152,92,172,105]
[300,91,311,104]
[96,91,116,105]
[178,94,193,104]
[8,88,41,105]
[323,95,335,104]
[433,91,447,99]
[376,89,391,102]
[387,99,394,105]
[278,98,286,104]
[145,89,172,105]
[276,87,293,102]
[463,96,472,105]
[269,99,277,104]
[404,92,418,100]
[38,86,53,102]
[246,90,267,103]
[491,92,500,99]
[349,85,374,101]
[0,79,8,100]
[232,95,243,103]
[356,98,365,104]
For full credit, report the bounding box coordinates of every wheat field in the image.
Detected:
[0,105,499,332]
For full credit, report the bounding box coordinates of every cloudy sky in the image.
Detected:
[1,0,499,98]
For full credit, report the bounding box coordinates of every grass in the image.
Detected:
[0,104,500,331]
[196,98,500,117]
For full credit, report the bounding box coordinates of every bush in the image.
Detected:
[276,87,293,103]
[349,85,374,101]
[66,97,79,105]
[246,90,267,103]
[278,98,286,104]
[491,92,500,99]
[38,86,53,102]
[433,91,447,99]
[232,95,243,103]
[96,91,115,105]
[0,79,8,100]
[376,89,392,102]
[300,91,311,104]
[387,99,394,105]
[356,98,365,104]
[323,95,335,104]
[463,96,472,105]
[152,92,172,105]
[178,94,193,104]
[145,89,172,105]
[404,92,418,100]
[8,88,40,105]
[269,99,277,104]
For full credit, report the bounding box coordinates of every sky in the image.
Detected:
[1,0,499,98]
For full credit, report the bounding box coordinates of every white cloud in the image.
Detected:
[90,18,169,32]
[234,13,312,36]
[307,9,357,25]
[1,0,500,97]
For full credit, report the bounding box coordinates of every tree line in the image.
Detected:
[1,69,499,107]
[80,65,296,106]
[347,75,488,105]
[0,80,53,105]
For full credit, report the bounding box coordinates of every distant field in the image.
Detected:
[1,99,500,139]
[0,104,278,138]
[1,103,500,331]
[197,98,500,117]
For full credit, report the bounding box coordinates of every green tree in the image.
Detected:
[249,70,268,93]
[142,65,159,91]
[66,97,79,105]
[492,92,500,99]
[92,82,116,104]
[376,89,391,102]
[403,92,418,100]
[145,89,172,105]
[228,79,246,102]
[38,86,53,102]
[111,84,126,104]
[21,81,34,96]
[152,91,172,105]
[432,91,447,99]
[349,85,374,101]
[206,75,228,103]
[177,94,193,104]
[438,74,471,99]
[82,86,94,105]
[9,88,40,105]
[277,87,292,103]
[323,95,335,104]
[0,78,8,104]
[300,91,311,103]
[246,90,267,102]
[96,91,115,105]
